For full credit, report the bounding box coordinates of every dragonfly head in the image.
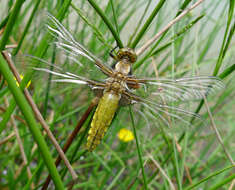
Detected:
[117,48,137,63]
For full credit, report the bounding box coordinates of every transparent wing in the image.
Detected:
[26,55,106,89]
[123,91,203,131]
[126,76,224,103]
[47,13,114,76]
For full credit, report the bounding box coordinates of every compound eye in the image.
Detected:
[117,50,124,60]
[129,53,137,63]
[117,48,137,63]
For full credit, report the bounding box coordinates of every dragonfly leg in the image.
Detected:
[109,46,119,61]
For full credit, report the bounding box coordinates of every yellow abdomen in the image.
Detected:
[86,92,120,151]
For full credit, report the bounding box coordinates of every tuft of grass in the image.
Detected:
[0,0,234,189]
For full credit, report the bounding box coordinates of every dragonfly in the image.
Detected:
[34,14,224,151]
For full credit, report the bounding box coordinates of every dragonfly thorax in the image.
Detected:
[114,60,131,75]
[105,77,125,94]
[113,48,137,75]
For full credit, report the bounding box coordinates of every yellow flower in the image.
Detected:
[15,74,31,88]
[117,128,134,142]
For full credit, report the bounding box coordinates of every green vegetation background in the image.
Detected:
[0,0,234,189]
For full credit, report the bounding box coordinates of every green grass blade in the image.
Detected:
[151,14,205,56]
[0,14,9,30]
[110,0,120,36]
[192,1,234,118]
[129,106,148,190]
[70,111,94,163]
[71,3,112,48]
[12,0,41,56]
[43,45,56,118]
[185,165,234,190]
[133,0,197,70]
[130,0,166,49]
[180,132,189,185]
[87,0,123,48]
[127,0,151,46]
[133,34,166,71]
[60,108,94,180]
[172,141,182,190]
[0,99,16,133]
[0,87,8,97]
[0,54,64,189]
[23,161,44,190]
[0,0,25,50]
[176,0,193,16]
[0,0,73,137]
[208,168,235,190]
[213,0,235,75]
[219,64,235,79]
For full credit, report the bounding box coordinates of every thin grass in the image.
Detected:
[0,0,25,50]
[130,0,166,49]
[0,0,73,133]
[87,0,123,48]
[192,0,235,121]
[11,0,41,56]
[185,165,235,190]
[0,53,64,189]
[0,0,234,189]
[129,106,148,190]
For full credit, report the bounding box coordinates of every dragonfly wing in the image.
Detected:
[123,91,203,131]
[126,76,224,103]
[26,53,106,89]
[47,13,114,76]
[34,67,106,88]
